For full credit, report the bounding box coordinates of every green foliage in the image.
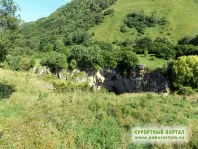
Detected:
[0,0,20,62]
[178,35,198,46]
[6,55,21,70]
[171,56,198,89]
[41,51,67,73]
[134,37,175,60]
[69,59,77,70]
[68,45,103,71]
[104,9,115,16]
[152,37,175,60]
[0,80,15,99]
[123,12,163,34]
[134,37,153,53]
[174,44,198,58]
[0,69,198,148]
[76,117,123,149]
[19,58,36,71]
[18,0,117,49]
[95,41,120,69]
[68,41,139,72]
[4,55,35,71]
[175,35,198,58]
[53,39,65,52]
[177,87,195,95]
[52,80,90,93]
[120,24,128,33]
[116,51,138,73]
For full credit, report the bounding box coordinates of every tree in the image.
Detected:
[171,56,198,89]
[116,51,138,74]
[134,37,153,53]
[41,51,67,73]
[0,0,20,62]
[68,45,103,71]
[153,37,175,59]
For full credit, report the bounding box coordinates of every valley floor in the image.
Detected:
[0,69,197,148]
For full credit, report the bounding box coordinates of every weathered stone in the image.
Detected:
[102,70,169,94]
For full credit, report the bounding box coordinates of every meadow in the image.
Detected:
[90,0,198,43]
[0,69,197,148]
[137,54,168,71]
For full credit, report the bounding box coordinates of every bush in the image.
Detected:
[123,12,163,34]
[41,51,67,73]
[116,51,138,74]
[52,80,90,93]
[6,55,22,71]
[153,37,175,59]
[68,45,103,71]
[3,55,36,71]
[19,58,36,71]
[177,87,195,95]
[69,59,77,70]
[120,25,128,33]
[104,9,115,16]
[171,56,198,89]
[174,45,198,58]
[134,37,153,53]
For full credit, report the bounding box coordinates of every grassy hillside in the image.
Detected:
[90,0,198,43]
[137,54,168,70]
[0,69,198,148]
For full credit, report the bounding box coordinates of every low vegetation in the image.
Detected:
[0,0,198,148]
[122,12,166,34]
[0,70,197,148]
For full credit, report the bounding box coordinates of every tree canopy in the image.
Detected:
[0,0,20,62]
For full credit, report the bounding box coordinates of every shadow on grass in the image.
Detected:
[0,82,16,99]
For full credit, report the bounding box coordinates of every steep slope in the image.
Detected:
[90,0,198,42]
[18,0,117,49]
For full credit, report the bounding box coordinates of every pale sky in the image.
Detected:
[15,0,71,22]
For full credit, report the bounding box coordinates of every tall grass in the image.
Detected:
[0,69,197,148]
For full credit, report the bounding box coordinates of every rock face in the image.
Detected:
[88,71,105,90]
[31,66,51,76]
[100,70,169,94]
[31,66,169,94]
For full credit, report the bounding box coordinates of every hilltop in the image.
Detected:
[90,0,198,43]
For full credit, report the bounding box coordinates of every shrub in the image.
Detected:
[104,9,115,16]
[6,55,22,71]
[68,45,103,71]
[123,12,163,34]
[153,37,175,59]
[52,80,90,93]
[116,51,138,74]
[19,58,36,71]
[3,55,35,71]
[41,51,67,73]
[177,87,195,95]
[174,45,198,58]
[69,59,77,70]
[120,24,128,33]
[171,56,198,89]
[134,37,153,53]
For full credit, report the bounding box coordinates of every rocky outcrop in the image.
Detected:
[101,70,169,94]
[31,66,169,94]
[88,71,105,90]
[31,66,51,76]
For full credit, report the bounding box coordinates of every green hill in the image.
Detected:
[90,0,198,42]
